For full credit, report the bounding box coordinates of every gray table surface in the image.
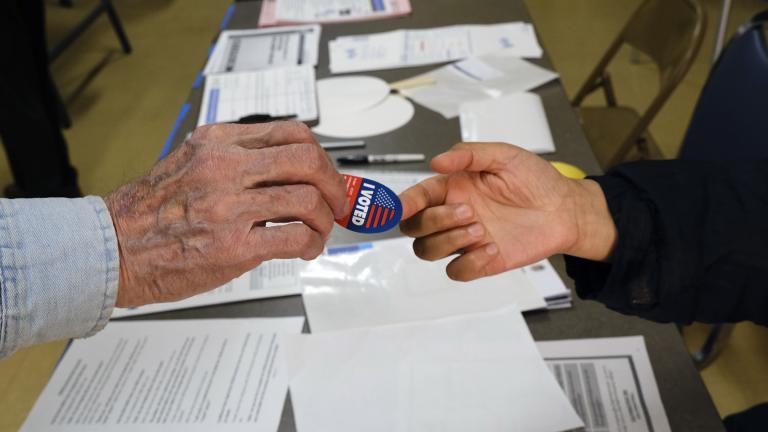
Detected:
[136,1,725,430]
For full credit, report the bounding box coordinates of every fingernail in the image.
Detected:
[485,243,499,255]
[468,223,484,237]
[455,205,473,221]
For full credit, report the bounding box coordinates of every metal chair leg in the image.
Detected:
[712,0,733,62]
[102,0,132,54]
[49,0,132,63]
[691,323,734,368]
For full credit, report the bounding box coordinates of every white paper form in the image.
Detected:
[301,237,546,333]
[259,0,411,26]
[198,66,318,126]
[283,307,583,432]
[401,54,559,118]
[112,260,303,318]
[329,22,543,74]
[204,25,321,75]
[22,317,305,432]
[537,336,671,432]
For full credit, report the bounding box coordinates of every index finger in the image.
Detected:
[193,121,318,150]
[430,142,528,174]
[399,175,448,220]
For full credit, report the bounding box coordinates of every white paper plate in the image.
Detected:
[313,95,415,139]
[316,76,390,115]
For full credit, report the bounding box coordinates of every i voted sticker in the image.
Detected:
[336,174,402,234]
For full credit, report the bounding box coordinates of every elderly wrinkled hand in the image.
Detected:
[106,122,346,307]
[399,142,617,282]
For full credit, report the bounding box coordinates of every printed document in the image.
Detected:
[22,317,305,432]
[283,307,584,432]
[198,66,318,126]
[401,54,558,118]
[112,260,303,318]
[537,336,672,432]
[259,0,411,26]
[301,237,546,333]
[204,25,321,75]
[329,22,543,73]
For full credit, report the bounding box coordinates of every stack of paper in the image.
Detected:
[329,22,543,74]
[259,0,412,27]
[300,237,546,333]
[522,259,573,309]
[283,307,584,432]
[400,54,559,118]
[199,25,322,125]
[22,318,304,432]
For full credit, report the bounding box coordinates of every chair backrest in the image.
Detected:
[623,0,705,87]
[573,0,706,166]
[678,13,768,161]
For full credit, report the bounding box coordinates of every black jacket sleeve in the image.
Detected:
[565,160,768,325]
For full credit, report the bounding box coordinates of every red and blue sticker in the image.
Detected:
[335,174,402,234]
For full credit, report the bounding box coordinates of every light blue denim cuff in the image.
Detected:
[0,196,119,357]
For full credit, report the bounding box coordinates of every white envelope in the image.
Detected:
[301,237,546,333]
[460,92,556,154]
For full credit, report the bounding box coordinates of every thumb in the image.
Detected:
[431,142,527,174]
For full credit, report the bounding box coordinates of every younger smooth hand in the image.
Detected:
[399,142,616,281]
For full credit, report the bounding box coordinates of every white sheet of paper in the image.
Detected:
[537,336,671,432]
[198,66,317,125]
[112,260,303,318]
[521,259,571,302]
[339,170,434,194]
[401,54,558,118]
[329,22,542,73]
[204,25,321,74]
[284,307,583,432]
[301,237,546,333]
[460,91,556,154]
[312,94,414,138]
[22,317,305,432]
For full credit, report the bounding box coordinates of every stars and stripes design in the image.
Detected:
[366,187,398,229]
[335,174,402,234]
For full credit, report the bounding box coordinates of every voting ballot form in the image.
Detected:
[538,336,672,432]
[203,26,321,75]
[21,318,304,432]
[198,66,318,125]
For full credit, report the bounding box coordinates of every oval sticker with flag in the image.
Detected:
[336,174,402,234]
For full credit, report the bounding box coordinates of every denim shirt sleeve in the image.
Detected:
[0,196,119,358]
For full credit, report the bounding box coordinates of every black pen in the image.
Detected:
[235,114,297,124]
[337,154,426,165]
